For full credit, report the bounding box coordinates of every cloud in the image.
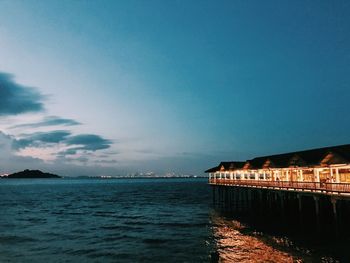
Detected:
[13,130,71,150]
[0,131,13,151]
[65,134,112,151]
[60,134,112,155]
[0,130,118,176]
[12,130,112,156]
[0,73,44,116]
[0,71,116,172]
[94,159,118,164]
[10,116,81,129]
[58,148,79,156]
[0,131,44,171]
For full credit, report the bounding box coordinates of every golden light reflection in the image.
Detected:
[211,215,299,263]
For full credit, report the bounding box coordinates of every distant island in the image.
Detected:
[4,169,61,179]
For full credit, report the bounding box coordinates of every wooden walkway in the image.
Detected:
[209,179,350,195]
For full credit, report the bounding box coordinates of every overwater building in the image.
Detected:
[206,144,350,237]
[206,144,350,193]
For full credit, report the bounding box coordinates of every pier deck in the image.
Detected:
[209,179,350,197]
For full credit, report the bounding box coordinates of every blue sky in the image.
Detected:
[0,0,349,176]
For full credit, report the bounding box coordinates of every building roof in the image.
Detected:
[204,166,219,173]
[204,161,246,173]
[218,161,246,170]
[205,144,350,172]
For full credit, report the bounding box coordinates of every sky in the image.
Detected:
[0,0,349,176]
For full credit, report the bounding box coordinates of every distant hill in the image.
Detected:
[6,169,61,179]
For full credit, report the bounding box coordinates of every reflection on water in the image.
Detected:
[211,212,342,263]
[1,179,347,262]
[212,214,294,262]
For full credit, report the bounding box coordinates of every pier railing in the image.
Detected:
[209,179,350,194]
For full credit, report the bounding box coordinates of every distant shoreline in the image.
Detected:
[1,169,61,179]
[1,174,207,180]
[65,176,207,180]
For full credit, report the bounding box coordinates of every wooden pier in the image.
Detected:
[209,179,350,195]
[207,144,350,236]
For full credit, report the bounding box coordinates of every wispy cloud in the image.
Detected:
[0,73,44,116]
[12,130,72,150]
[0,71,116,172]
[12,131,112,154]
[0,131,119,176]
[10,116,81,129]
[94,159,118,164]
[60,134,112,155]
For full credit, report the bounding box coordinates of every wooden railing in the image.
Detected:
[209,179,350,194]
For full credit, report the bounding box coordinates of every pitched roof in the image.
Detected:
[204,166,219,173]
[204,161,245,173]
[218,161,246,170]
[205,144,350,172]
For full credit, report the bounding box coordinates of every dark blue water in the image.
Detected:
[0,178,213,262]
[0,178,344,262]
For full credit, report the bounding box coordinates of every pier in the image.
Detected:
[207,144,350,236]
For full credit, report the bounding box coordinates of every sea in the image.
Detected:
[0,178,348,262]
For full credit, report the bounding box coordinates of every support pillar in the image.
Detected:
[235,187,239,211]
[331,198,339,237]
[212,186,216,205]
[237,188,241,211]
[230,187,236,211]
[220,187,222,208]
[313,196,320,232]
[248,189,252,210]
[297,194,303,225]
[258,190,263,215]
[279,193,284,212]
[279,193,284,216]
[240,188,245,212]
